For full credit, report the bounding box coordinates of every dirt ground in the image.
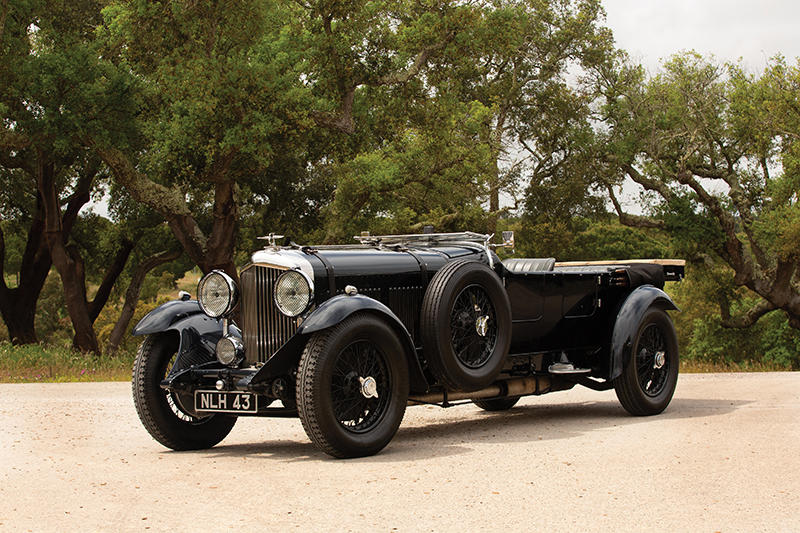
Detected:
[1,373,798,532]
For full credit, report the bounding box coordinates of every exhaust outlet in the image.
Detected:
[409,375,551,405]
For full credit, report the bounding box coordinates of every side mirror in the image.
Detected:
[501,231,514,247]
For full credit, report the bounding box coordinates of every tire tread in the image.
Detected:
[132,333,235,451]
[296,313,408,458]
[613,308,679,416]
[296,325,343,457]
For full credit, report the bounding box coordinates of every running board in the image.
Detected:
[548,363,592,375]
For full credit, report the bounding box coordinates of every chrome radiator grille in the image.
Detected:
[240,265,298,364]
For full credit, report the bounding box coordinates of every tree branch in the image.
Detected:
[87,238,135,322]
[310,85,356,134]
[674,169,756,285]
[95,145,209,267]
[312,27,453,135]
[605,183,665,229]
[621,162,676,203]
[61,160,98,237]
[375,38,452,86]
[106,248,182,353]
[686,163,769,271]
[718,295,777,329]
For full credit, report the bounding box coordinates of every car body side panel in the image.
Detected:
[507,272,604,353]
[609,285,679,380]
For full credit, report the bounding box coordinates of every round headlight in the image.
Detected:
[274,269,312,317]
[197,270,238,318]
[215,336,243,366]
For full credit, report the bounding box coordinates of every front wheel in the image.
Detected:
[296,314,409,458]
[132,333,236,450]
[613,308,679,416]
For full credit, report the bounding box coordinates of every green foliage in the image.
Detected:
[668,265,800,369]
[323,99,494,240]
[594,51,800,336]
[2,0,796,368]
[34,273,70,345]
[681,310,800,370]
[515,216,668,261]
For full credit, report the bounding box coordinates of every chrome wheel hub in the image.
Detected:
[359,376,379,399]
[654,350,666,369]
[475,315,490,337]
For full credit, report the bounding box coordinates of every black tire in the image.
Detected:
[613,307,679,416]
[472,396,520,411]
[132,333,236,450]
[296,313,409,458]
[420,259,512,391]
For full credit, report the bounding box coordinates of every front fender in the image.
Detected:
[133,299,236,373]
[133,299,206,336]
[298,294,429,392]
[609,285,679,380]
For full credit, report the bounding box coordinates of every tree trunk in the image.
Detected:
[0,295,39,344]
[87,239,134,323]
[106,249,182,353]
[59,245,100,354]
[203,180,239,281]
[486,107,507,237]
[36,160,100,354]
[0,195,52,344]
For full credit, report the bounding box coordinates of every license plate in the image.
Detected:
[194,391,257,413]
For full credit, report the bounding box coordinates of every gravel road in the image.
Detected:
[1,373,798,532]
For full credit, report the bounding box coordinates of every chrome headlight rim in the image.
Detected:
[197,270,239,318]
[215,335,244,366]
[273,268,314,317]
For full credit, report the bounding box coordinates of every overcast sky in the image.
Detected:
[603,0,800,73]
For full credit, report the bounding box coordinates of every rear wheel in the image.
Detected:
[296,314,409,458]
[472,396,520,411]
[132,333,236,450]
[613,308,679,416]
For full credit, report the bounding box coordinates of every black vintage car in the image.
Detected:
[132,231,684,458]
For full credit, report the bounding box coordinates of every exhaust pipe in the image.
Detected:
[409,375,551,404]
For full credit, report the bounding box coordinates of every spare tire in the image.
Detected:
[420,259,512,391]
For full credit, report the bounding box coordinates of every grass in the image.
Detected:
[0,269,205,384]
[0,340,791,384]
[679,359,789,373]
[0,342,136,383]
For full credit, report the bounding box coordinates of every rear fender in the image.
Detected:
[609,285,679,380]
[298,294,429,393]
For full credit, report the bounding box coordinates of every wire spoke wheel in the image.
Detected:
[161,352,204,424]
[297,314,409,458]
[449,285,498,369]
[420,260,512,391]
[635,324,669,397]
[613,307,679,416]
[330,340,391,433]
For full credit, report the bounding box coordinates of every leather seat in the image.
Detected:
[502,257,556,273]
